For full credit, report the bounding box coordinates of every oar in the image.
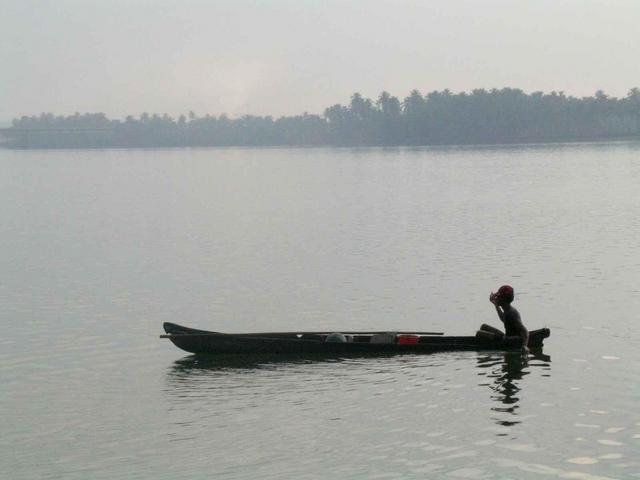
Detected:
[308,331,444,336]
[161,330,444,337]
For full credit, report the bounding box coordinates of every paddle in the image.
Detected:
[161,330,444,338]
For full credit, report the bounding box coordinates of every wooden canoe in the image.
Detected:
[161,322,550,355]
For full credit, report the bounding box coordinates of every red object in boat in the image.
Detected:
[397,334,420,345]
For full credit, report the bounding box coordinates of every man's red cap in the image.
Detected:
[497,285,514,297]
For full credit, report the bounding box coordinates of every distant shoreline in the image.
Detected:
[3,135,640,151]
[3,137,640,153]
[3,88,639,149]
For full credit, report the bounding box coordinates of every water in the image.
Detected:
[1,143,639,479]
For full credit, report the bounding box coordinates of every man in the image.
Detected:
[490,285,529,353]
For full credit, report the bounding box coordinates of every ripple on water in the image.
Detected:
[494,458,620,480]
[599,453,624,459]
[474,439,496,446]
[597,439,624,446]
[445,467,488,478]
[498,443,541,452]
[604,427,624,433]
[567,457,599,465]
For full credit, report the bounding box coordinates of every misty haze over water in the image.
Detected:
[2,1,639,122]
[2,1,640,479]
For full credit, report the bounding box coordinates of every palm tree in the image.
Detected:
[403,89,425,115]
[349,93,374,119]
[377,91,401,116]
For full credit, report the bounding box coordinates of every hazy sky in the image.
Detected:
[2,0,639,121]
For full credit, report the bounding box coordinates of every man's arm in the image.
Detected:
[490,293,505,325]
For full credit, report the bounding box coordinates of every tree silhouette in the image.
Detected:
[5,87,640,148]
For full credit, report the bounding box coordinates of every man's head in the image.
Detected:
[496,285,514,305]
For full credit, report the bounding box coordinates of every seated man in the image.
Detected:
[490,285,529,352]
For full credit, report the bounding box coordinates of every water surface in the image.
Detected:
[1,143,639,479]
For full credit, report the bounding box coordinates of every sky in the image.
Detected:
[1,0,639,122]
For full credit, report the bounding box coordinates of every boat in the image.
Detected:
[161,322,550,355]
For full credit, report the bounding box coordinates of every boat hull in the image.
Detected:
[162,323,550,355]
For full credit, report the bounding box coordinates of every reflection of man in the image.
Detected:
[500,353,525,403]
[477,350,551,427]
[490,285,529,353]
[476,352,528,425]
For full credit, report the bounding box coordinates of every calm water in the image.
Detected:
[1,143,639,479]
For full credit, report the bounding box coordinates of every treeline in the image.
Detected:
[5,88,640,148]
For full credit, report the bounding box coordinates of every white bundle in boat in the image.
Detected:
[370,332,397,344]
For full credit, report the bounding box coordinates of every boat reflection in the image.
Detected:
[165,354,317,399]
[166,349,422,376]
[476,350,551,428]
[165,352,396,386]
[164,352,425,405]
[169,352,339,374]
